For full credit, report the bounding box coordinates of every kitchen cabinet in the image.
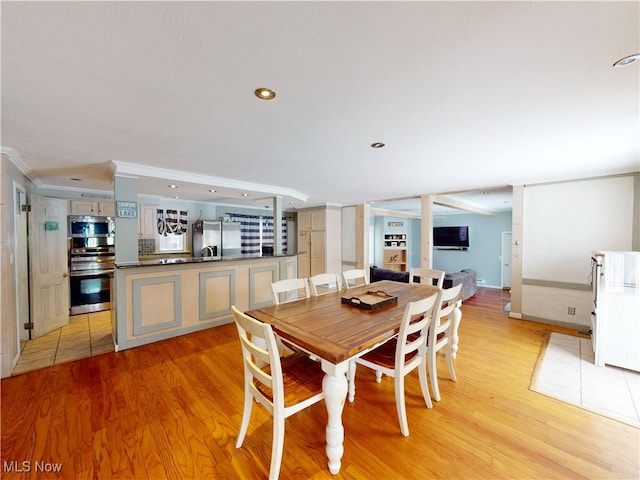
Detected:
[297,209,325,233]
[297,208,341,277]
[113,254,298,351]
[138,205,157,239]
[70,200,115,216]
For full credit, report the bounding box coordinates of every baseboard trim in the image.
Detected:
[521,314,587,331]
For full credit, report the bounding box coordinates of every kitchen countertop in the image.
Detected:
[115,252,296,268]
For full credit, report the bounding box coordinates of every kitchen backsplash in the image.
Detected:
[138,239,155,256]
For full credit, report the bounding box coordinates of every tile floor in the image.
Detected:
[533,332,640,428]
[12,310,114,376]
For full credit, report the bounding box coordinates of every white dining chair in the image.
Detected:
[428,283,463,401]
[309,273,341,296]
[231,306,325,480]
[341,269,369,290]
[271,278,310,305]
[347,292,439,437]
[409,268,445,288]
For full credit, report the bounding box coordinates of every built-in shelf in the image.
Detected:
[383,233,407,272]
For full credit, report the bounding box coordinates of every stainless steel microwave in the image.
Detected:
[68,215,115,237]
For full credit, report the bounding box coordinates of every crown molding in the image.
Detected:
[0,146,42,187]
[111,160,309,202]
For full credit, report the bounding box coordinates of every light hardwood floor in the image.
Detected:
[1,305,638,479]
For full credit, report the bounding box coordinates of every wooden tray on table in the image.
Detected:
[341,290,398,310]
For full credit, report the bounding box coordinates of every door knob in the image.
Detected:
[63,272,69,278]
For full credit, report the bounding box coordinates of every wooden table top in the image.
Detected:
[245,280,440,364]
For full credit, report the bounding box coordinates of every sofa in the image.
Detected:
[443,269,477,301]
[370,266,410,283]
[370,266,477,301]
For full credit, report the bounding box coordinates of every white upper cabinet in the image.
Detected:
[138,205,157,239]
[69,200,115,216]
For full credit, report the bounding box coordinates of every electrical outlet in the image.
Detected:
[568,306,576,315]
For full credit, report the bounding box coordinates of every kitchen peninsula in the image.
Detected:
[112,253,297,351]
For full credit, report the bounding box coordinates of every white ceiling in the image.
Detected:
[2,1,638,214]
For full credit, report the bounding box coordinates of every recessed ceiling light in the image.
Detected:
[208,189,216,193]
[242,193,249,197]
[255,88,276,100]
[371,142,385,149]
[613,54,640,67]
[169,184,178,189]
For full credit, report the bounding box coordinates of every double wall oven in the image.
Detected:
[68,215,115,315]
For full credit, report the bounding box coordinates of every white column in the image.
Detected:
[273,196,283,255]
[420,195,434,268]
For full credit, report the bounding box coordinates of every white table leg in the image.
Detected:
[321,360,348,475]
[450,300,462,359]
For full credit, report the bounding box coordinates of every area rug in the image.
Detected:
[531,332,640,428]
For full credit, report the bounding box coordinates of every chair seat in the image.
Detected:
[359,338,419,370]
[256,352,325,407]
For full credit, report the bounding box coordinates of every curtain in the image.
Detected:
[227,213,288,254]
[228,214,261,254]
[262,217,288,252]
[156,208,188,236]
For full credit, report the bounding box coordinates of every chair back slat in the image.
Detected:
[271,278,310,305]
[396,294,439,367]
[309,272,341,296]
[409,268,445,288]
[341,269,369,290]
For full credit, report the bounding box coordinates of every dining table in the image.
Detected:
[245,279,448,475]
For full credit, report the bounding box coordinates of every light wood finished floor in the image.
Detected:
[2,305,638,479]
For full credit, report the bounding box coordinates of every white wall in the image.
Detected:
[0,154,31,378]
[521,174,637,327]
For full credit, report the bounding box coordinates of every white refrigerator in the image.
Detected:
[591,251,640,372]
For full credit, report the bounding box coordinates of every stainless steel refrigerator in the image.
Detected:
[192,220,242,258]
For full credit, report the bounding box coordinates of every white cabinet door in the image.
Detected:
[138,205,157,238]
[69,200,114,216]
[69,200,96,215]
[98,202,115,216]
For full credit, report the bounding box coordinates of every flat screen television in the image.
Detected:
[433,226,469,248]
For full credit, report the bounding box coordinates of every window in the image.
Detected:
[156,208,189,253]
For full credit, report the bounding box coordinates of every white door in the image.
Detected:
[15,185,30,341]
[500,231,512,289]
[29,195,70,338]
